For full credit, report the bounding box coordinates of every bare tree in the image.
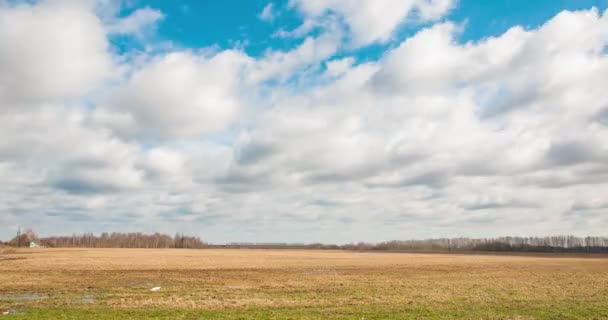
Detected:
[33,232,207,249]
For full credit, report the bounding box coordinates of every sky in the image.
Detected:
[1,0,608,244]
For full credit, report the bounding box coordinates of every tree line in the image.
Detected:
[218,236,608,253]
[351,236,608,253]
[4,230,207,249]
[3,231,607,253]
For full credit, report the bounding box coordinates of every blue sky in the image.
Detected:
[124,0,608,55]
[1,0,608,243]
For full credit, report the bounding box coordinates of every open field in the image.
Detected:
[1,249,608,319]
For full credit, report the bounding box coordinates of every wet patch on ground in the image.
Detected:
[0,294,48,301]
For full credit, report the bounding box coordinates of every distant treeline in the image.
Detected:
[214,243,342,250]
[4,230,207,249]
[216,236,608,253]
[355,236,608,253]
[3,231,608,253]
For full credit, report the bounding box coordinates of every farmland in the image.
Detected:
[1,248,608,319]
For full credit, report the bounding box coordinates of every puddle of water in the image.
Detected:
[0,293,48,301]
[2,309,21,315]
[127,281,161,289]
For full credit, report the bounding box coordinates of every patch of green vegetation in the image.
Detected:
[5,303,608,320]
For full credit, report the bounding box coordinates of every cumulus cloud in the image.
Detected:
[0,106,143,194]
[108,50,251,140]
[249,25,344,83]
[289,0,455,46]
[210,7,608,239]
[0,0,113,105]
[1,1,608,242]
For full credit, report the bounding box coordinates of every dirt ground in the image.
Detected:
[1,248,608,319]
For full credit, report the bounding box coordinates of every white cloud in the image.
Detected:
[209,7,608,240]
[1,2,608,242]
[248,28,343,83]
[273,19,314,38]
[141,147,185,177]
[416,0,455,20]
[105,6,164,36]
[324,57,355,77]
[0,105,144,194]
[258,3,276,22]
[0,0,113,105]
[289,0,455,46]
[109,50,251,140]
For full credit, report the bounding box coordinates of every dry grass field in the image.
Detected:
[1,248,608,319]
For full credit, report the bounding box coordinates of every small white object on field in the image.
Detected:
[150,287,161,292]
